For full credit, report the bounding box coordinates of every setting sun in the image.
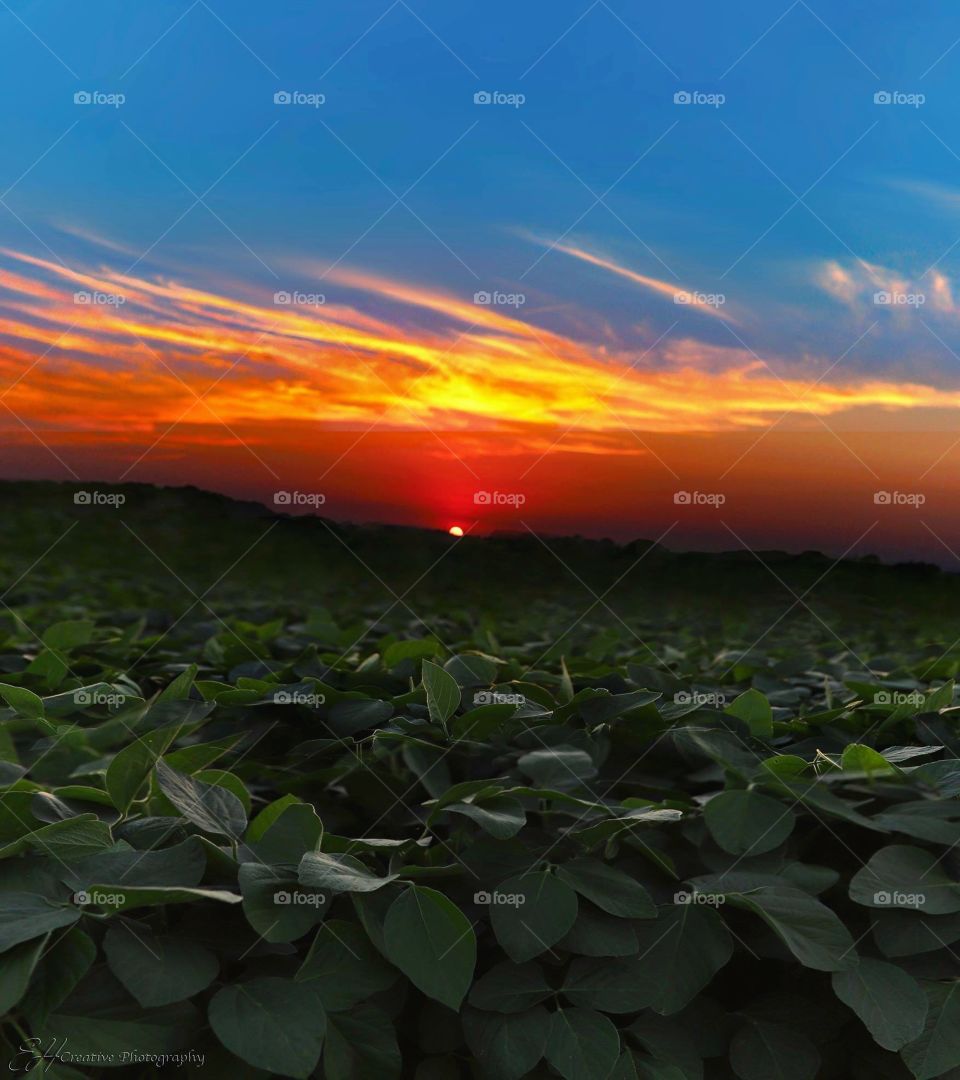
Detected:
[448,525,464,537]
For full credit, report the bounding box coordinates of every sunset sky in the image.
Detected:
[3,3,960,560]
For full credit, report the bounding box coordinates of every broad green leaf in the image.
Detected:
[0,933,48,1012]
[730,1019,819,1080]
[383,885,475,1010]
[296,919,396,1010]
[0,893,79,953]
[849,845,960,914]
[20,926,95,1027]
[104,925,218,1006]
[209,977,327,1079]
[462,1005,549,1080]
[556,857,656,918]
[422,660,460,727]
[239,863,327,943]
[545,1006,620,1080]
[445,796,525,839]
[703,790,795,856]
[725,689,773,739]
[80,884,241,913]
[901,982,960,1080]
[468,960,554,1013]
[106,723,181,813]
[490,871,579,962]
[324,1004,401,1080]
[832,957,927,1051]
[299,851,397,893]
[723,885,857,971]
[0,683,48,728]
[155,758,247,838]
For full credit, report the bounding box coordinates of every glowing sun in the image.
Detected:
[448,525,464,537]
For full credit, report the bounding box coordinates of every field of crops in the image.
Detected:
[1,483,960,1078]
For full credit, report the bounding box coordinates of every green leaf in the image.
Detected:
[445,796,526,839]
[849,845,960,914]
[730,1019,819,1080]
[0,933,48,1013]
[841,743,897,775]
[0,683,47,727]
[296,919,396,1011]
[556,857,656,918]
[106,722,181,813]
[422,660,460,727]
[239,863,328,943]
[250,802,323,865]
[517,746,597,789]
[462,1005,549,1080]
[324,1004,402,1080]
[468,960,554,1013]
[901,982,960,1080]
[545,1007,621,1080]
[703,790,795,856]
[209,977,327,1079]
[559,904,639,957]
[488,872,578,964]
[725,689,773,739]
[831,957,927,1051]
[723,885,858,971]
[104,925,219,1007]
[20,927,95,1027]
[79,885,241,913]
[299,851,397,893]
[0,893,79,953]
[383,885,475,1010]
[155,758,247,838]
